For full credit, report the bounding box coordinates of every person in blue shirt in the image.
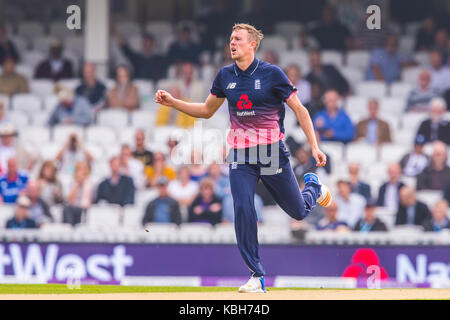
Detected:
[365,35,412,84]
[142,177,181,226]
[422,200,450,232]
[316,200,349,231]
[313,90,354,143]
[5,195,37,229]
[0,157,28,204]
[154,23,332,293]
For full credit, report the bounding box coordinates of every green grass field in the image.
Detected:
[0,284,317,294]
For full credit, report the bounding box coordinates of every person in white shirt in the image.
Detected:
[285,63,311,105]
[119,144,145,190]
[168,165,199,221]
[400,134,430,177]
[335,179,366,229]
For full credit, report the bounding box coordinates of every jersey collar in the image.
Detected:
[233,58,260,77]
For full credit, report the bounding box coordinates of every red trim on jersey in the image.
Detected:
[285,90,298,102]
[210,93,217,97]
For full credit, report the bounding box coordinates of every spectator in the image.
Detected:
[417,141,450,190]
[400,134,430,177]
[167,25,202,66]
[0,23,19,64]
[207,161,263,224]
[132,129,153,167]
[0,100,7,125]
[285,64,311,105]
[294,29,319,51]
[395,186,431,226]
[406,69,441,112]
[5,196,37,229]
[156,63,203,128]
[444,180,450,204]
[107,65,140,111]
[34,39,74,81]
[0,56,29,96]
[189,150,209,182]
[422,200,450,232]
[335,180,366,229]
[313,90,354,143]
[188,178,222,225]
[142,177,182,226]
[428,50,450,95]
[354,199,388,232]
[262,49,279,65]
[416,97,450,144]
[95,156,135,207]
[168,165,199,221]
[37,160,64,206]
[316,200,350,231]
[175,62,205,128]
[306,50,350,96]
[25,180,53,227]
[55,133,94,175]
[119,144,145,190]
[48,87,93,126]
[292,147,315,183]
[366,35,413,84]
[113,26,167,81]
[303,81,325,118]
[0,123,36,172]
[434,29,449,63]
[377,163,405,210]
[75,62,107,113]
[355,98,392,145]
[0,157,28,204]
[62,161,93,226]
[415,17,437,51]
[309,4,352,52]
[144,151,176,188]
[348,162,371,201]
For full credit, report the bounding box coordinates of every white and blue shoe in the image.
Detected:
[304,173,332,208]
[238,276,266,293]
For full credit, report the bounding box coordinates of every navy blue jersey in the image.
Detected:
[210,58,297,149]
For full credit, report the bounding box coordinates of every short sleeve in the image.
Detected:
[210,69,226,98]
[272,66,297,102]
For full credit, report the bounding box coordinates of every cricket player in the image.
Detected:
[155,23,332,293]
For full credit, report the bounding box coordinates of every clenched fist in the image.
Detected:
[155,90,176,107]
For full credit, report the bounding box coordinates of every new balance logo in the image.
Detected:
[275,168,283,174]
[227,82,236,89]
[231,162,238,169]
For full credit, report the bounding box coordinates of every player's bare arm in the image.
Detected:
[155,90,224,119]
[286,94,327,167]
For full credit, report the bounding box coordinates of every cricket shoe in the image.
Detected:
[304,172,332,208]
[238,276,266,293]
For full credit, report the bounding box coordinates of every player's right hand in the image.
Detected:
[155,90,175,107]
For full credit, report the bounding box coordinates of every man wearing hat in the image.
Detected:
[399,134,430,177]
[34,39,74,81]
[47,86,93,126]
[5,195,37,229]
[354,199,388,232]
[0,123,36,173]
[142,176,182,226]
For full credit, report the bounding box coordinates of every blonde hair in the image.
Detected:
[232,23,264,51]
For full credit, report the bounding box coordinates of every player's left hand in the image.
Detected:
[312,148,327,167]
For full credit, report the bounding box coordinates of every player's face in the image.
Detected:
[230,29,254,60]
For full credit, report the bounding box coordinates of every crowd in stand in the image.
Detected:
[0,3,449,238]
